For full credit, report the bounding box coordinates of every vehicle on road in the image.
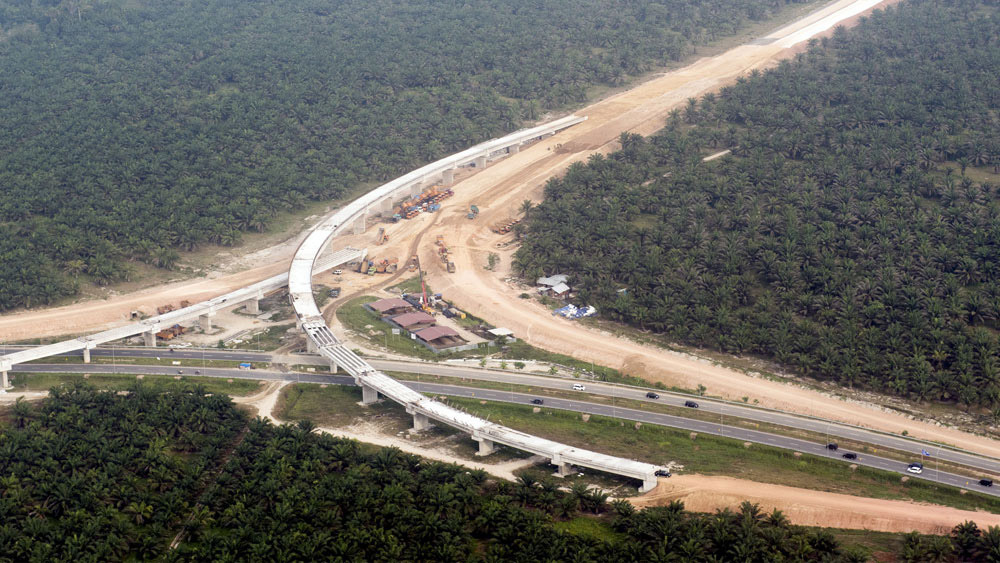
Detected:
[646,392,659,399]
[826,443,839,451]
[194,370,201,375]
[655,469,671,477]
[907,462,923,474]
[684,400,699,408]
[841,452,857,460]
[176,370,184,374]
[572,384,586,391]
[980,479,994,487]
[531,398,544,405]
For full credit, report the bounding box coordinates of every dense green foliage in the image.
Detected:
[0,384,245,561]
[174,417,870,561]
[0,0,811,310]
[516,0,1000,408]
[0,384,995,561]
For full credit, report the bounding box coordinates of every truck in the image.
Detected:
[467,205,479,219]
[447,261,456,273]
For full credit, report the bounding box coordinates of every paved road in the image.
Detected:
[9,345,1000,477]
[12,362,999,497]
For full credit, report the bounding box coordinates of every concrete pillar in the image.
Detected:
[306,338,318,354]
[474,155,487,168]
[441,168,455,185]
[475,438,495,456]
[409,183,423,197]
[353,216,365,235]
[143,331,157,347]
[508,143,520,154]
[1,371,9,390]
[83,347,91,364]
[640,475,658,493]
[411,412,430,432]
[381,197,394,213]
[361,384,378,405]
[199,313,214,332]
[246,298,260,315]
[329,360,339,374]
[554,462,574,477]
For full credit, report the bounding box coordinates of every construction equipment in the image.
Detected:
[467,205,479,219]
[375,227,388,245]
[407,255,419,272]
[155,324,187,341]
[156,304,175,315]
[447,261,456,273]
[491,217,522,234]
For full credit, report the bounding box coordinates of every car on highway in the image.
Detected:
[684,400,699,408]
[907,462,923,474]
[176,370,184,374]
[841,452,857,460]
[194,370,201,375]
[572,384,586,391]
[826,443,839,451]
[646,392,659,399]
[980,479,994,487]
[531,398,544,405]
[655,469,671,477]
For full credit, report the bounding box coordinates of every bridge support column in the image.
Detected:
[640,475,658,494]
[508,143,520,154]
[474,155,487,168]
[306,338,318,354]
[554,462,574,478]
[411,412,431,432]
[441,168,455,185]
[381,197,394,213]
[329,360,339,374]
[143,331,157,347]
[199,313,214,332]
[83,347,91,364]
[246,298,260,314]
[353,216,366,235]
[1,371,9,390]
[474,437,495,456]
[361,384,379,405]
[410,183,423,197]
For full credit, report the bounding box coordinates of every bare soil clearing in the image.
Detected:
[633,475,1000,534]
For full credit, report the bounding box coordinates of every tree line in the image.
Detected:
[516,0,1000,410]
[0,0,813,310]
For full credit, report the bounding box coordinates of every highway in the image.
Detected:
[9,345,1000,478]
[12,362,1000,497]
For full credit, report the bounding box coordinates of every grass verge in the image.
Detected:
[11,372,261,396]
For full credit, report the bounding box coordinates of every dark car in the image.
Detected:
[980,479,994,487]
[655,469,671,477]
[826,443,839,451]
[842,452,857,460]
[531,398,544,405]
[684,400,699,408]
[646,392,660,399]
[194,370,201,375]
[176,370,184,375]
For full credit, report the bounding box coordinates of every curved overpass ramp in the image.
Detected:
[288,116,665,492]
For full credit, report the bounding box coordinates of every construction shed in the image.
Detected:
[549,282,571,297]
[413,326,470,352]
[366,298,414,317]
[537,274,568,287]
[487,327,517,342]
[389,311,436,331]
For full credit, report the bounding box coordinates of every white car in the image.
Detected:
[572,383,586,391]
[333,269,343,275]
[907,463,923,474]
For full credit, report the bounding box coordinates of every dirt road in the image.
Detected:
[632,475,1000,534]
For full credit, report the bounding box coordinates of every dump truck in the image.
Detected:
[375,227,388,245]
[468,205,479,219]
[156,304,175,315]
[447,262,456,273]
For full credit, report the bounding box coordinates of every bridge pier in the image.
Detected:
[329,360,339,374]
[508,143,520,154]
[411,412,431,432]
[246,298,260,314]
[1,371,9,390]
[409,183,423,197]
[199,313,214,332]
[361,384,379,405]
[306,338,318,354]
[83,346,91,364]
[441,168,455,185]
[474,437,495,456]
[143,331,157,347]
[381,197,394,214]
[554,462,574,478]
[640,475,658,494]
[474,155,487,168]
[353,216,366,235]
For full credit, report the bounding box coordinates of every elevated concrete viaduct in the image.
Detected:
[287,115,666,492]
